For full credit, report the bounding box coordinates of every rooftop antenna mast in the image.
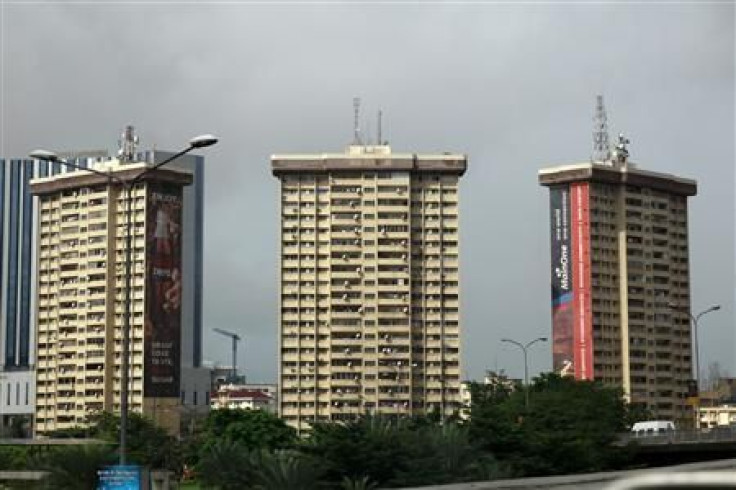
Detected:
[117,124,139,163]
[377,110,382,145]
[592,95,611,164]
[353,97,363,146]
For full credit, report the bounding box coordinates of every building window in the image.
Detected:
[194,391,198,406]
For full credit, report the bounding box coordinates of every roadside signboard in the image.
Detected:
[97,465,141,490]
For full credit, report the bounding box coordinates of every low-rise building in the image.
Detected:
[210,385,276,413]
[698,404,736,428]
[0,370,35,437]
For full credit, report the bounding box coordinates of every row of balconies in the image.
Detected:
[280,312,459,321]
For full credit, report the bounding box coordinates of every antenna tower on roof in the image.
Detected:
[118,125,139,163]
[353,97,363,146]
[377,110,383,145]
[592,95,611,164]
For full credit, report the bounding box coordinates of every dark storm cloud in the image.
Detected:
[1,3,733,382]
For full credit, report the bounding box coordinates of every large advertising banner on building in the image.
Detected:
[549,186,575,377]
[570,182,594,380]
[144,184,183,398]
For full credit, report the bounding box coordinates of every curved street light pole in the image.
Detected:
[668,303,721,392]
[501,337,548,409]
[30,134,217,465]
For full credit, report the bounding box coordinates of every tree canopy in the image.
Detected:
[468,372,633,476]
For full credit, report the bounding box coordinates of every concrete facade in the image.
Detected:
[31,160,191,435]
[272,145,466,431]
[539,159,697,423]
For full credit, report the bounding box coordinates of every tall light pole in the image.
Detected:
[30,133,217,465]
[668,302,721,392]
[501,337,548,409]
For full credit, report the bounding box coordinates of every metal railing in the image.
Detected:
[617,427,736,446]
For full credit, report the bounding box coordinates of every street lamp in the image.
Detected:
[668,302,721,392]
[30,133,217,465]
[501,337,548,409]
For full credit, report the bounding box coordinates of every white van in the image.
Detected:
[631,420,675,437]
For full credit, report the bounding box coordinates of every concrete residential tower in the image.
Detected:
[272,144,466,431]
[539,135,697,422]
[32,160,192,435]
[0,155,107,434]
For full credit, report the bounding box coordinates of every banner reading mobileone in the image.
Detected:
[549,185,574,377]
[144,184,183,398]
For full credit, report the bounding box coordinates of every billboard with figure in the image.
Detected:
[549,185,574,377]
[144,184,183,398]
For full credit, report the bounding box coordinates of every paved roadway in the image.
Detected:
[405,458,736,490]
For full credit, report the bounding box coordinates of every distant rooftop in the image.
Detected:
[538,161,697,196]
[30,159,193,196]
[272,145,467,176]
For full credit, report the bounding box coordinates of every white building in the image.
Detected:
[698,405,736,428]
[211,384,276,413]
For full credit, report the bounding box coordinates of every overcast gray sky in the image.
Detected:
[1,2,733,384]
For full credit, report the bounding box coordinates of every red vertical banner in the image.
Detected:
[570,183,594,380]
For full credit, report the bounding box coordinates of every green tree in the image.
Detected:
[197,440,258,490]
[519,374,627,475]
[469,373,631,477]
[88,412,182,472]
[0,446,33,470]
[201,409,297,452]
[302,416,410,486]
[303,415,501,488]
[33,444,117,490]
[623,402,655,429]
[253,450,321,490]
[341,475,378,490]
[390,422,497,487]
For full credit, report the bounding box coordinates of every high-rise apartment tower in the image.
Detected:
[272,145,466,431]
[0,156,106,434]
[31,160,191,435]
[539,135,697,422]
